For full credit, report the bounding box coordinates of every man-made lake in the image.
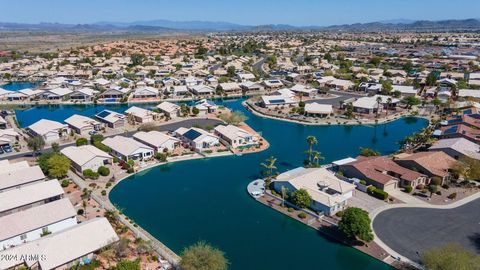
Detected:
[105,99,427,270]
[1,81,40,91]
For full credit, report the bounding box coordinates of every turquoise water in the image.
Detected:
[107,99,427,270]
[7,80,427,270]
[1,81,40,91]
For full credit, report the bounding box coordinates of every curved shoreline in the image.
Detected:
[243,100,431,126]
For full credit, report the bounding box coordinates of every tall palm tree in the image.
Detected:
[386,97,392,116]
[305,135,318,164]
[376,96,383,118]
[261,156,277,179]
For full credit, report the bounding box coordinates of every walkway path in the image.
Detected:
[370,192,480,267]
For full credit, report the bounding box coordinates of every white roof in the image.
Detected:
[304,103,333,114]
[214,125,252,141]
[0,160,29,174]
[133,131,180,148]
[125,106,158,119]
[72,87,97,96]
[102,136,153,156]
[94,78,110,85]
[332,157,357,166]
[156,101,180,113]
[261,94,297,106]
[0,180,64,213]
[275,167,355,207]
[0,198,76,242]
[458,89,480,98]
[61,145,111,166]
[0,218,118,270]
[392,85,417,94]
[133,86,158,96]
[27,119,67,136]
[291,84,316,94]
[65,114,100,129]
[95,110,125,124]
[0,165,45,191]
[46,87,73,97]
[220,82,240,91]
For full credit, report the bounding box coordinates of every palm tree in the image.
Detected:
[261,156,277,179]
[305,135,318,164]
[386,97,392,116]
[376,96,383,118]
[281,186,288,207]
[312,151,325,167]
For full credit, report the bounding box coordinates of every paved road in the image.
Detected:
[373,198,480,262]
[252,57,266,75]
[0,118,224,161]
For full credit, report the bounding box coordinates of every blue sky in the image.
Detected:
[2,0,479,26]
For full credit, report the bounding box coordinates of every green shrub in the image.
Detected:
[90,134,104,144]
[298,212,307,219]
[155,152,167,162]
[436,191,442,195]
[61,179,70,187]
[127,160,135,167]
[101,190,107,196]
[404,186,413,193]
[442,184,450,189]
[113,156,119,163]
[287,207,294,212]
[76,138,88,146]
[430,177,442,186]
[97,166,110,176]
[83,169,99,180]
[93,141,110,152]
[77,209,84,215]
[106,182,112,188]
[335,210,344,217]
[368,186,389,200]
[359,180,367,185]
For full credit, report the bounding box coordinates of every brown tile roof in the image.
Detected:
[395,151,456,177]
[347,156,425,184]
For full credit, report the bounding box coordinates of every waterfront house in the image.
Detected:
[394,151,456,185]
[125,106,160,124]
[95,110,125,128]
[132,86,159,99]
[102,135,154,161]
[171,85,189,97]
[0,180,64,217]
[26,119,69,143]
[61,145,112,172]
[42,87,73,100]
[69,87,98,102]
[0,128,19,148]
[273,167,355,216]
[429,138,480,160]
[219,82,241,93]
[392,85,418,97]
[0,164,45,192]
[194,99,218,115]
[290,84,317,97]
[0,115,7,129]
[189,84,215,96]
[304,103,333,118]
[260,94,298,108]
[133,131,180,152]
[156,101,180,119]
[65,114,101,135]
[214,124,258,149]
[439,124,480,144]
[98,87,130,102]
[0,198,77,249]
[0,218,118,270]
[339,156,427,191]
[240,81,265,92]
[174,127,220,151]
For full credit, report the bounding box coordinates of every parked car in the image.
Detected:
[88,130,98,135]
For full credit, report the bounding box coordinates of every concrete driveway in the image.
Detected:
[372,198,480,262]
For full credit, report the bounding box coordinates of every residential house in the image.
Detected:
[0,198,77,249]
[194,99,218,116]
[133,131,180,152]
[304,103,333,118]
[26,119,69,143]
[156,101,180,119]
[174,127,220,151]
[0,218,118,270]
[69,87,98,102]
[132,86,159,99]
[339,156,427,191]
[102,135,154,161]
[214,124,258,149]
[189,84,215,96]
[394,151,456,185]
[42,87,73,100]
[95,110,125,128]
[64,114,101,135]
[240,81,265,92]
[273,167,355,216]
[61,145,112,172]
[429,138,480,160]
[125,106,159,124]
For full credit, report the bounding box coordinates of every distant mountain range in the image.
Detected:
[1,18,480,32]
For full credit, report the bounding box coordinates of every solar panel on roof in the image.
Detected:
[183,129,202,141]
[444,126,459,135]
[96,111,111,118]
